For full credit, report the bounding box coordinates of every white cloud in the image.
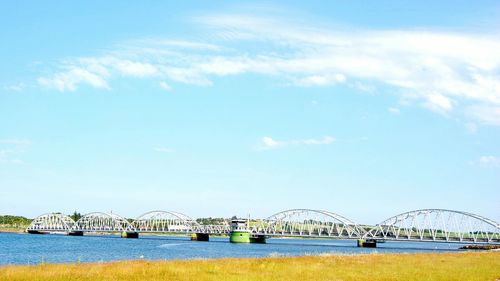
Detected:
[301,136,335,145]
[159,81,172,91]
[353,82,376,93]
[260,137,284,150]
[478,156,500,167]
[388,107,400,114]
[423,93,454,114]
[33,13,500,126]
[295,74,346,87]
[38,67,109,92]
[155,147,174,153]
[428,94,454,111]
[113,60,158,77]
[257,136,335,150]
[466,105,500,126]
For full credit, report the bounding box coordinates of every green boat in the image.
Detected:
[229,219,266,243]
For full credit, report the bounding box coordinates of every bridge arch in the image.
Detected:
[133,210,200,233]
[364,209,500,244]
[255,209,364,238]
[27,213,76,232]
[75,212,134,232]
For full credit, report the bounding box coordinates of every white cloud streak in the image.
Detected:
[0,138,32,145]
[478,156,500,167]
[388,107,401,115]
[257,136,335,150]
[0,138,31,165]
[34,13,500,125]
[159,81,172,91]
[5,83,25,92]
[466,105,500,126]
[38,67,110,91]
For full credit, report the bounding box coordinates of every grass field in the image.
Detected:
[0,252,499,281]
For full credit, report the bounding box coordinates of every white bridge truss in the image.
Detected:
[76,212,135,233]
[27,213,76,232]
[27,208,500,245]
[133,210,202,233]
[364,209,500,244]
[251,209,364,239]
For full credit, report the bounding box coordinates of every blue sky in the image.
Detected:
[1,1,499,224]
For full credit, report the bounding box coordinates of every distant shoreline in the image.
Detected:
[0,228,26,234]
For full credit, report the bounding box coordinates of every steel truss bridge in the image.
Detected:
[27,209,500,245]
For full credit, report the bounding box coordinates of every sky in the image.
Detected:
[1,1,499,224]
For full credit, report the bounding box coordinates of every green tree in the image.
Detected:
[70,211,82,222]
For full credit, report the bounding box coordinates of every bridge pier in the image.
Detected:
[68,231,83,236]
[250,235,266,244]
[191,233,209,241]
[27,230,45,235]
[357,239,377,248]
[121,232,139,239]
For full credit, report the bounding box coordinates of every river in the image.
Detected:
[0,232,469,265]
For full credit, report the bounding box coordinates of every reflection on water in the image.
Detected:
[0,232,468,265]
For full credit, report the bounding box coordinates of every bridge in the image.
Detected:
[27,208,500,247]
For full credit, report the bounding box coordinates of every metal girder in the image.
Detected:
[133,210,200,233]
[252,209,365,238]
[75,212,134,232]
[364,209,500,244]
[27,213,76,232]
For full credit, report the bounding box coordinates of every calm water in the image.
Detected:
[0,232,468,265]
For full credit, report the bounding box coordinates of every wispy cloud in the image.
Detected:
[4,83,25,92]
[388,107,401,115]
[0,138,32,145]
[257,136,335,150]
[295,74,346,87]
[0,138,31,165]
[478,156,500,167]
[159,81,172,91]
[38,67,110,91]
[464,122,478,134]
[466,105,500,126]
[33,12,500,125]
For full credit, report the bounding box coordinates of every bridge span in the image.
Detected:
[27,208,500,247]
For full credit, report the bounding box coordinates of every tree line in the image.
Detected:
[0,215,32,227]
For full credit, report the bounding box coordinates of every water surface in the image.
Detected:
[0,232,468,265]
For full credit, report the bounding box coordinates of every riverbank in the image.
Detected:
[1,252,498,281]
[0,227,26,234]
[460,244,500,250]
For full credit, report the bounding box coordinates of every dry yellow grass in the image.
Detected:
[0,252,499,281]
